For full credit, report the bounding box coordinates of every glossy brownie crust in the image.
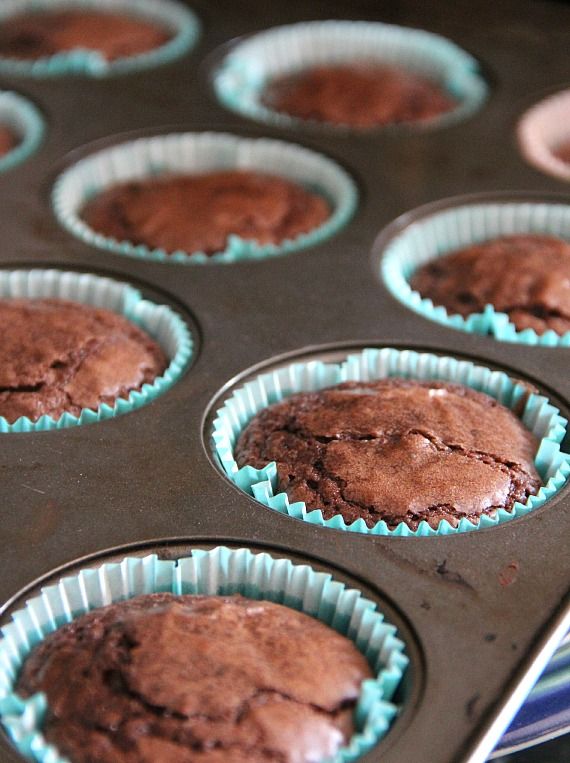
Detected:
[410,234,570,335]
[236,379,541,530]
[261,63,455,128]
[0,10,170,62]
[81,170,331,256]
[0,298,167,423]
[16,593,371,763]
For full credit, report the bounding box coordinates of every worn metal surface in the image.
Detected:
[0,1,569,761]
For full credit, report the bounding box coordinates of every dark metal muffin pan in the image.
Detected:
[1,1,569,761]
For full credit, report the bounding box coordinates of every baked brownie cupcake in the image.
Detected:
[261,63,456,128]
[0,124,17,157]
[81,170,331,256]
[410,234,570,336]
[236,378,541,531]
[15,593,372,763]
[0,9,171,62]
[0,298,167,423]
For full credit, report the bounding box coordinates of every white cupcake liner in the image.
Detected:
[0,269,193,432]
[214,20,487,132]
[518,89,570,183]
[212,347,570,537]
[0,546,408,763]
[0,0,200,78]
[0,91,44,173]
[52,131,358,265]
[381,200,570,347]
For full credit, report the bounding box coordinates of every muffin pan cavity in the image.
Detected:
[208,345,569,537]
[0,269,193,432]
[0,543,411,763]
[379,194,570,347]
[52,131,357,264]
[213,20,487,132]
[0,0,200,78]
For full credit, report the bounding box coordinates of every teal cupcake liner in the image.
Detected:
[0,91,44,173]
[212,347,570,537]
[0,269,192,432]
[52,131,358,265]
[381,200,570,347]
[0,546,408,762]
[213,20,487,132]
[0,0,200,78]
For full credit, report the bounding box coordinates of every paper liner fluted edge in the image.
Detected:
[213,20,488,132]
[0,546,408,762]
[212,347,570,537]
[381,201,570,347]
[0,91,44,173]
[52,131,358,265]
[0,269,192,432]
[0,0,200,78]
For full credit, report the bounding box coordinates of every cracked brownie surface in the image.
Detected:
[0,10,171,62]
[261,63,456,128]
[410,234,570,336]
[235,379,541,530]
[81,170,331,256]
[16,593,371,763]
[0,298,167,423]
[0,125,17,157]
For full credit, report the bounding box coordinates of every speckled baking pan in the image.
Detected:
[0,1,569,763]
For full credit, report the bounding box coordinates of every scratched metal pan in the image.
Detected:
[0,1,569,762]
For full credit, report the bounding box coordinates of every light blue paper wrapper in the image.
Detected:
[212,348,570,537]
[52,131,358,265]
[0,0,200,78]
[214,20,488,132]
[0,269,192,432]
[381,201,570,347]
[0,546,408,762]
[0,91,44,173]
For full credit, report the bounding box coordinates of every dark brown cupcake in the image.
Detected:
[80,170,331,255]
[16,593,372,763]
[410,234,570,336]
[0,9,171,62]
[236,378,541,530]
[261,63,456,128]
[0,298,167,423]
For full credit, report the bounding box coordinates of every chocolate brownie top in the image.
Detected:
[410,234,570,335]
[16,593,372,763]
[81,170,331,256]
[0,298,167,423]
[0,10,170,62]
[261,63,456,128]
[235,379,541,530]
[0,125,17,157]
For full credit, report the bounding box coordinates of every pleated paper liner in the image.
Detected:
[212,347,570,537]
[213,20,487,132]
[0,546,408,763]
[0,0,200,78]
[0,269,193,432]
[52,131,358,265]
[518,89,570,183]
[0,91,44,173]
[381,199,570,347]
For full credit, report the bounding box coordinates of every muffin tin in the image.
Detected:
[0,0,569,761]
